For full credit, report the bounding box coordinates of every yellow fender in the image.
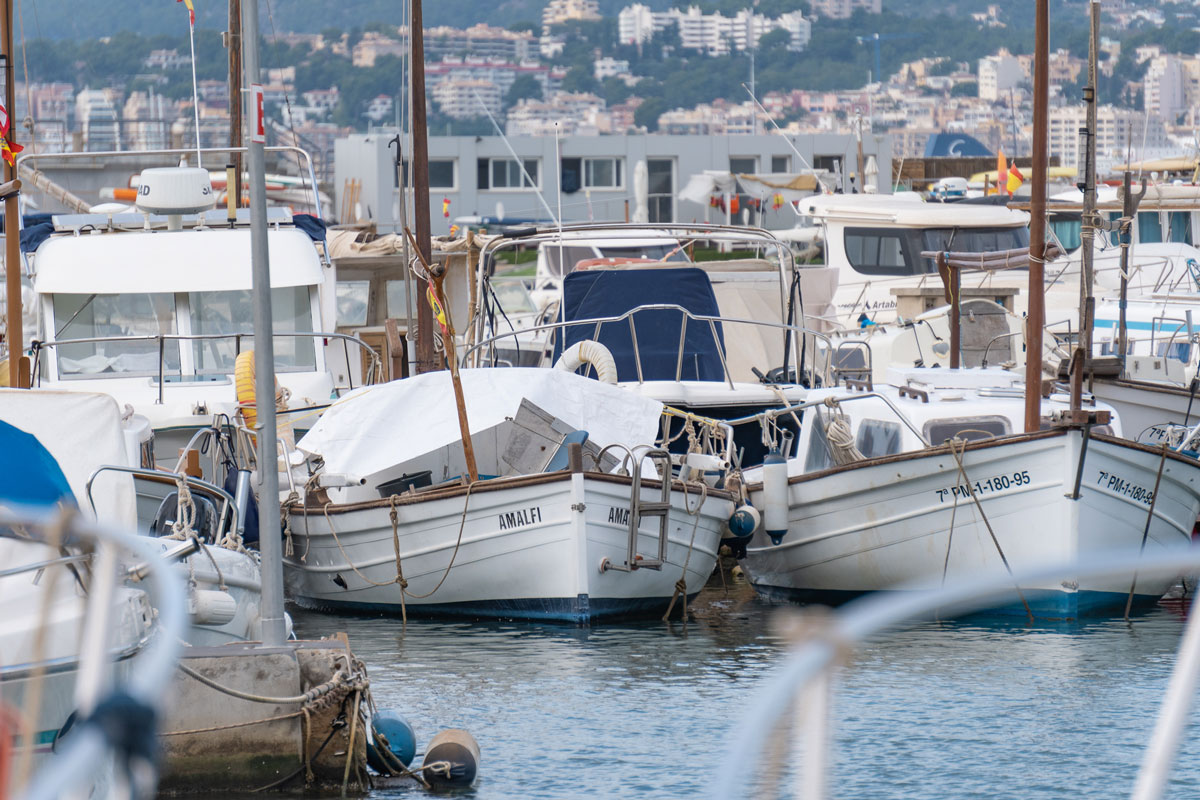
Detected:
[234,350,259,428]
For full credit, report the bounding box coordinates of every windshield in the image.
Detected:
[492,279,537,315]
[541,242,689,278]
[190,287,316,374]
[920,227,1030,270]
[54,292,180,377]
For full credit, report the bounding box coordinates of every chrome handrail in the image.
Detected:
[86,464,236,539]
[31,330,382,402]
[724,390,931,448]
[460,304,836,388]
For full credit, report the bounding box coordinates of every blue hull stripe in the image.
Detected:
[1094,318,1191,333]
[751,585,1163,621]
[290,592,701,624]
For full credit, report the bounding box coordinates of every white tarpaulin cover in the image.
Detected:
[0,389,136,525]
[298,368,664,480]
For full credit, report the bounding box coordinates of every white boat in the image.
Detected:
[20,149,378,467]
[0,387,285,645]
[0,433,185,797]
[736,366,1200,617]
[282,368,735,622]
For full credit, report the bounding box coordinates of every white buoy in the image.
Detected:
[762,449,789,545]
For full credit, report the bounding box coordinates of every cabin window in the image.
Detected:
[856,419,902,458]
[923,415,1010,444]
[189,287,316,374]
[1138,212,1163,244]
[336,281,370,327]
[919,227,1030,272]
[844,228,907,275]
[1049,216,1082,250]
[53,292,179,377]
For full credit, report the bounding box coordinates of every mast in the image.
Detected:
[410,0,437,374]
[241,0,286,647]
[1070,0,1100,412]
[1023,0,1049,432]
[227,0,243,205]
[3,0,20,387]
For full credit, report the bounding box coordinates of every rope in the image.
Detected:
[390,497,409,625]
[161,709,303,736]
[948,438,1033,622]
[662,480,708,622]
[176,661,358,705]
[1124,443,1169,621]
[823,411,864,466]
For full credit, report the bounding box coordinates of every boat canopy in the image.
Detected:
[32,227,324,294]
[558,267,726,382]
[297,368,664,484]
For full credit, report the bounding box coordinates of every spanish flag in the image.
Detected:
[178,0,195,25]
[1006,162,1024,196]
[442,197,450,218]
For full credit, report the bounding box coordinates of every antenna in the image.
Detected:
[742,83,818,176]
[181,0,202,164]
[472,88,560,225]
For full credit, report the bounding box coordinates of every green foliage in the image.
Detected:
[633,96,669,131]
[507,21,540,34]
[562,65,600,94]
[505,74,544,108]
[949,81,976,97]
[601,77,633,105]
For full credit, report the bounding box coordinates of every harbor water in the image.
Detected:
[273,578,1200,799]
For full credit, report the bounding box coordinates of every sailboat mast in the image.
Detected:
[410,0,437,374]
[242,0,286,647]
[1071,0,1100,411]
[228,0,244,205]
[1024,0,1049,432]
[3,0,20,387]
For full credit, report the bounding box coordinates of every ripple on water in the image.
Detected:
[193,585,1200,800]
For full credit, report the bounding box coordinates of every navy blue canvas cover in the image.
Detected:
[558,267,725,382]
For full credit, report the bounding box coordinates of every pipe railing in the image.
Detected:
[5,506,186,800]
[710,546,1200,800]
[30,330,382,402]
[460,305,836,390]
[723,389,931,448]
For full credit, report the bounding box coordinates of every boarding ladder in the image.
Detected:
[613,448,673,572]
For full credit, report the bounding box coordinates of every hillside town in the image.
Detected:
[8,0,1197,181]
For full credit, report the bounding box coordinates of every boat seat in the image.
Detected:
[545,430,589,472]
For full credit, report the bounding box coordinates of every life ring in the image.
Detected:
[554,340,618,384]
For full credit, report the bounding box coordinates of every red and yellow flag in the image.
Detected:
[0,102,22,167]
[177,0,195,25]
[426,284,450,337]
[1006,162,1024,196]
[442,197,450,218]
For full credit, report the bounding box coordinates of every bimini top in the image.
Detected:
[800,193,1029,228]
[31,226,325,294]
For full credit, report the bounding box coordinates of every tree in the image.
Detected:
[508,21,539,34]
[561,64,599,94]
[949,81,976,98]
[505,74,543,108]
[633,96,668,131]
[601,76,632,105]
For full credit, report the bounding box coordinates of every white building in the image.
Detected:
[1144,55,1186,121]
[431,79,502,119]
[617,4,810,54]
[978,51,1023,101]
[1049,105,1170,171]
[542,0,601,30]
[594,57,630,81]
[809,0,881,19]
[75,88,121,152]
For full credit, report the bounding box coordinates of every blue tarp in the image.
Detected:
[0,420,75,507]
[558,267,726,382]
[293,213,328,245]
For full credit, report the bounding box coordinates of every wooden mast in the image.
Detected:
[1023,0,1049,432]
[227,0,244,205]
[3,0,21,387]
[410,0,437,373]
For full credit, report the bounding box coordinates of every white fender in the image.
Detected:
[554,340,619,384]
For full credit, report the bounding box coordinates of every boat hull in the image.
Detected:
[742,429,1200,618]
[284,472,732,623]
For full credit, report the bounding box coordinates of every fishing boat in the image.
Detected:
[282,368,736,622]
[19,151,378,467]
[734,366,1200,616]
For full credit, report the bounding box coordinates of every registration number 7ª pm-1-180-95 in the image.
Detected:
[1095,470,1154,505]
[935,470,1031,502]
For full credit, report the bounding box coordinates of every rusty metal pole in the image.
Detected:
[410,0,437,373]
[3,0,20,387]
[1024,0,1049,432]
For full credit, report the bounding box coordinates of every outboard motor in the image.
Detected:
[150,491,218,542]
